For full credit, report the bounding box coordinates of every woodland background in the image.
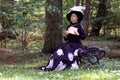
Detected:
[0,0,120,80]
[0,0,119,52]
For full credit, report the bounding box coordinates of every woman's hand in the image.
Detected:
[66,27,80,36]
[74,30,79,35]
[64,31,69,37]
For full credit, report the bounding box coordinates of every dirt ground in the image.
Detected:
[0,49,41,64]
[106,53,120,59]
[0,48,120,65]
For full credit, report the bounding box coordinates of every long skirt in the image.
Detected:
[40,42,82,71]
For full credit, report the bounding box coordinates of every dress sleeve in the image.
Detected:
[64,25,70,41]
[77,25,87,40]
[66,25,70,30]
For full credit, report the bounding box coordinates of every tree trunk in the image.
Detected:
[76,0,80,6]
[81,0,84,6]
[42,0,63,54]
[1,0,14,29]
[76,0,84,6]
[81,0,90,35]
[0,0,14,48]
[90,0,107,36]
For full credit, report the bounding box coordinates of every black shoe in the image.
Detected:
[38,66,45,70]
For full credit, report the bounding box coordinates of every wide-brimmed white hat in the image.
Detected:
[66,6,86,22]
[68,6,86,14]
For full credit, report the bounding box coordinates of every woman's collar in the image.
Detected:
[70,22,78,26]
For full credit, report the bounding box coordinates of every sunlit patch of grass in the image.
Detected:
[0,53,120,80]
[1,66,119,80]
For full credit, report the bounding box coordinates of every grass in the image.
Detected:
[0,39,120,80]
[0,52,120,80]
[82,40,120,54]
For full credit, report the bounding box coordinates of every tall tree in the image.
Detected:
[82,0,90,35]
[42,0,63,54]
[76,0,80,6]
[0,0,14,48]
[90,0,108,36]
[1,0,14,29]
[81,0,84,6]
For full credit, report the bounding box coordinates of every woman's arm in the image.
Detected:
[64,25,70,41]
[77,25,87,40]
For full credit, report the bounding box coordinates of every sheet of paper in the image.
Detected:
[67,26,79,35]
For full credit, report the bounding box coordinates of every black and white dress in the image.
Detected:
[40,22,86,71]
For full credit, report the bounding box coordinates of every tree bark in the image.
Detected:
[76,0,84,6]
[76,0,80,6]
[81,0,90,35]
[42,0,63,54]
[81,0,84,6]
[90,0,107,36]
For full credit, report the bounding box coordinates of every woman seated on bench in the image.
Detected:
[39,6,87,71]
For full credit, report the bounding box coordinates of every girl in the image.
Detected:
[39,6,86,71]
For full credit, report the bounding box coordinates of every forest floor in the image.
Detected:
[82,40,120,59]
[0,40,120,80]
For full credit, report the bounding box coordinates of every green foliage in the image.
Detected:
[0,0,45,50]
[0,1,44,29]
[87,0,120,39]
[0,0,120,50]
[62,0,76,29]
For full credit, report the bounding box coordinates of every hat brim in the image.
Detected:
[66,11,83,23]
